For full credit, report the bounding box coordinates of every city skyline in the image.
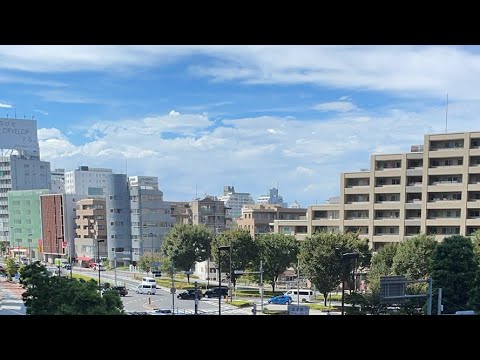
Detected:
[3,45,480,205]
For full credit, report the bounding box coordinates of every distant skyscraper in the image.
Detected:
[257,188,287,207]
[64,166,112,196]
[218,185,255,219]
[290,200,301,208]
[51,168,65,193]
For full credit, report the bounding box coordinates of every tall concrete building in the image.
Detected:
[8,189,51,260]
[64,166,112,196]
[257,187,288,207]
[274,131,480,250]
[51,168,65,193]
[0,153,51,244]
[237,204,307,238]
[129,176,174,261]
[40,193,87,264]
[168,196,229,234]
[218,185,255,219]
[74,198,108,266]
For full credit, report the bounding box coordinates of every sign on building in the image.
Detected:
[380,275,406,303]
[0,119,38,151]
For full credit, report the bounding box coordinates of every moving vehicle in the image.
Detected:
[267,294,293,305]
[105,286,129,296]
[177,288,203,300]
[135,284,157,295]
[150,308,173,315]
[92,263,105,271]
[284,289,315,303]
[141,277,157,287]
[203,287,228,298]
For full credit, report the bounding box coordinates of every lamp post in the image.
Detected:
[341,252,359,315]
[16,239,21,264]
[96,239,105,287]
[218,245,231,315]
[27,233,33,264]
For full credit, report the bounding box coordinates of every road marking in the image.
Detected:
[1,305,21,310]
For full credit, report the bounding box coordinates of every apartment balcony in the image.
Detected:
[405,219,421,226]
[406,184,423,193]
[468,183,480,191]
[344,186,371,194]
[469,166,480,174]
[426,218,461,226]
[374,169,402,177]
[428,184,463,192]
[428,166,464,175]
[374,202,401,210]
[374,218,401,226]
[343,219,369,227]
[311,219,340,227]
[344,202,370,210]
[374,185,401,194]
[429,149,464,158]
[427,200,462,209]
[466,218,480,226]
[406,168,424,176]
[372,235,400,242]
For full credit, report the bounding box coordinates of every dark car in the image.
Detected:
[203,287,228,298]
[111,286,128,296]
[177,288,203,300]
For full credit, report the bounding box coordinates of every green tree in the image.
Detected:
[253,233,299,292]
[299,231,371,306]
[431,235,477,314]
[20,262,124,315]
[138,252,163,273]
[369,243,397,278]
[5,257,18,281]
[162,224,213,283]
[0,241,6,256]
[391,234,437,280]
[211,228,257,289]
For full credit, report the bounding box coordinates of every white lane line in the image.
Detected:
[2,305,21,310]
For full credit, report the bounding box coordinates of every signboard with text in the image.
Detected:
[288,305,310,315]
[0,118,38,151]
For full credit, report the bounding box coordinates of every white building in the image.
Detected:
[64,166,113,197]
[290,200,301,208]
[51,168,65,193]
[129,176,174,261]
[257,188,288,207]
[218,185,255,219]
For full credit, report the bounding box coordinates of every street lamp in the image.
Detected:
[218,245,231,315]
[16,239,21,264]
[27,233,33,264]
[96,239,105,287]
[341,251,359,315]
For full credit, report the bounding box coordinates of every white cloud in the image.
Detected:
[36,90,98,104]
[34,109,48,115]
[295,166,314,176]
[169,110,180,116]
[0,102,12,108]
[338,96,351,101]
[313,101,358,112]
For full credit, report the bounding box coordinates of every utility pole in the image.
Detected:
[194,281,199,315]
[114,253,118,287]
[171,260,175,314]
[427,278,433,315]
[260,260,264,313]
[437,288,443,315]
[297,259,300,305]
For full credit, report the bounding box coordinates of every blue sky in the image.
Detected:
[2,45,480,206]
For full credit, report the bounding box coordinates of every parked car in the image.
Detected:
[63,264,71,270]
[267,295,293,305]
[177,288,203,300]
[203,287,228,298]
[150,308,173,315]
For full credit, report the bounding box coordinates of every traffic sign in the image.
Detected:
[288,305,310,315]
[151,261,160,267]
[170,287,176,294]
[234,270,244,275]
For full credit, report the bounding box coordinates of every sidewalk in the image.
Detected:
[0,277,24,300]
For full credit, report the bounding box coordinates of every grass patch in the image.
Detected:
[263,309,288,315]
[72,273,96,282]
[230,300,253,308]
[316,293,342,301]
[306,303,338,311]
[235,289,283,298]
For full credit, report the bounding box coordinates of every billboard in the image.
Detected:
[129,176,158,187]
[0,118,38,151]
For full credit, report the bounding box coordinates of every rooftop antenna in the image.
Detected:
[445,93,449,133]
[14,109,16,119]
[195,184,198,199]
[125,159,128,175]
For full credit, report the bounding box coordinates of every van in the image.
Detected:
[142,277,157,288]
[284,289,315,303]
[135,284,157,295]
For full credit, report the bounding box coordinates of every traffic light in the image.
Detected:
[132,261,137,267]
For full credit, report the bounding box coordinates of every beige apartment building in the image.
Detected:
[274,131,480,250]
[237,204,307,239]
[74,198,108,265]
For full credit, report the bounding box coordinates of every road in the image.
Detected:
[0,277,27,315]
[73,267,253,315]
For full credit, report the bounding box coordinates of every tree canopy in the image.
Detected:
[162,224,213,283]
[20,262,124,315]
[253,233,299,292]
